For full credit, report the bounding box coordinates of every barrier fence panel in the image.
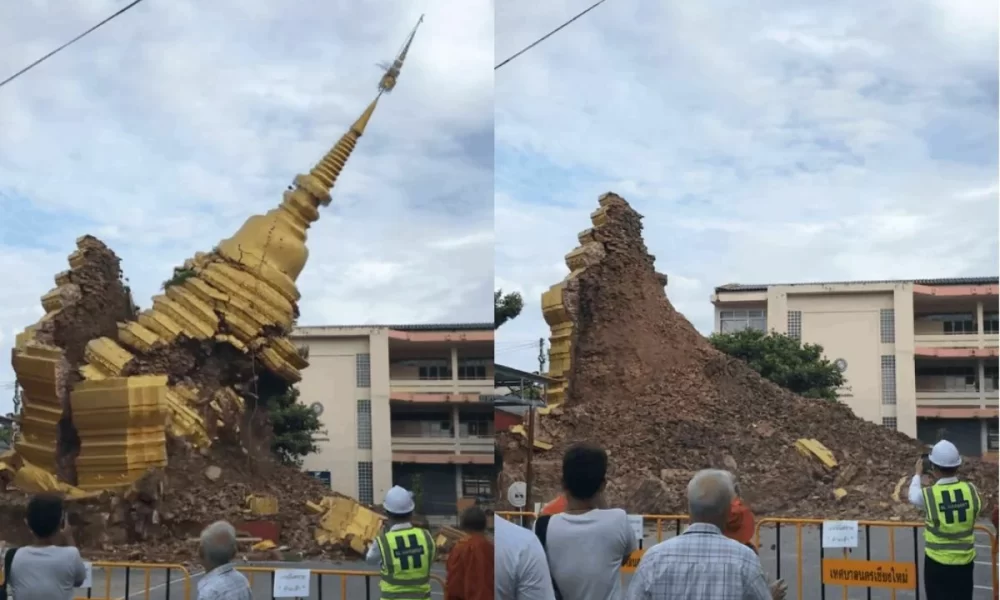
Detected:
[236,566,448,600]
[753,518,998,600]
[72,562,192,600]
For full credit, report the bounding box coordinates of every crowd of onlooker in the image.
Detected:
[494,442,787,600]
[3,438,992,600]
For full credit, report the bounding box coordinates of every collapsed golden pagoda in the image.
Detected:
[6,17,425,496]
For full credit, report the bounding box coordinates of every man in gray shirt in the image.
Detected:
[8,494,87,600]
[536,444,638,600]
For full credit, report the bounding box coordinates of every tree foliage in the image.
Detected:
[495,290,524,328]
[708,328,845,401]
[266,385,323,467]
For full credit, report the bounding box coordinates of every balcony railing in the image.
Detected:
[915,389,999,407]
[390,378,494,395]
[390,434,494,454]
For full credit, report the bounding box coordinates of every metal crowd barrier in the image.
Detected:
[236,566,449,600]
[497,511,999,599]
[72,561,192,600]
[754,517,998,600]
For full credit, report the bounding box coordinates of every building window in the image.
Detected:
[985,313,999,335]
[460,419,493,438]
[307,470,332,488]
[357,462,374,505]
[882,417,897,430]
[786,311,802,341]
[719,310,766,333]
[418,364,452,380]
[988,420,999,451]
[357,400,372,449]
[915,365,978,391]
[356,354,371,388]
[880,356,896,405]
[458,364,488,380]
[985,365,998,393]
[879,309,895,343]
[940,314,976,335]
[462,474,493,498]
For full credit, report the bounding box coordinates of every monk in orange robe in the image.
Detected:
[446,506,494,600]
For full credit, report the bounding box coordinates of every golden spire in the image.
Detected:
[215,16,424,301]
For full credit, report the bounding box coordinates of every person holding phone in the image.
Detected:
[7,494,87,600]
[908,440,982,600]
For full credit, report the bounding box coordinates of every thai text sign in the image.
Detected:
[822,559,916,590]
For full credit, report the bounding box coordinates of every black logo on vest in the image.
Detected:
[392,534,426,569]
[938,489,970,525]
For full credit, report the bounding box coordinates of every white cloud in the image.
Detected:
[0,0,494,410]
[495,0,998,371]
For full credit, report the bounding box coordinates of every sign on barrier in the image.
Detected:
[236,566,449,600]
[821,558,916,590]
[621,549,646,574]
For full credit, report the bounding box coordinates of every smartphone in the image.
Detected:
[921,453,933,473]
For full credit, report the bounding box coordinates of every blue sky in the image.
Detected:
[0,0,494,410]
[495,0,999,372]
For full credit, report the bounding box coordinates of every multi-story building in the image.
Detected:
[292,323,495,515]
[711,278,999,459]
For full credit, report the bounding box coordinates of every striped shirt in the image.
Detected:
[196,564,252,600]
[625,523,771,600]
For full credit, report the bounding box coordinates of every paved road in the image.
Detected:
[75,559,447,600]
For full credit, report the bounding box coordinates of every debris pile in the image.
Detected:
[500,193,998,519]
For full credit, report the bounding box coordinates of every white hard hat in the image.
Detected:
[929,440,962,468]
[383,485,416,515]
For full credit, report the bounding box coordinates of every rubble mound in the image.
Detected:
[503,193,998,519]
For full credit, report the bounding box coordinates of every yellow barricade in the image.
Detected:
[236,566,449,600]
[754,517,998,600]
[71,561,192,600]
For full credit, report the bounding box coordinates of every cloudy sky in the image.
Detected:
[0,0,494,408]
[496,0,999,372]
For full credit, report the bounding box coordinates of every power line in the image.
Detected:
[0,0,148,90]
[495,0,609,71]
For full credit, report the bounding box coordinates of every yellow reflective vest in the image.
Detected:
[375,527,435,599]
[922,480,981,566]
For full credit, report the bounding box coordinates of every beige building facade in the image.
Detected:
[712,278,999,459]
[291,323,495,514]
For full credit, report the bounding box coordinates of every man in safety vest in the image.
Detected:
[907,439,982,600]
[365,485,436,600]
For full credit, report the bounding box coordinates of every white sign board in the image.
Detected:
[627,515,644,545]
[507,481,527,508]
[81,562,93,589]
[822,520,859,548]
[273,568,311,598]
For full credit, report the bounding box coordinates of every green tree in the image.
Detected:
[495,290,524,328]
[266,385,323,467]
[708,329,845,401]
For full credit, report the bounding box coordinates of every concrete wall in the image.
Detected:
[297,335,372,498]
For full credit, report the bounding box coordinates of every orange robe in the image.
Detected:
[725,498,756,549]
[540,495,567,516]
[446,533,494,600]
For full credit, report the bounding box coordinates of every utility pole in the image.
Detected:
[537,337,546,373]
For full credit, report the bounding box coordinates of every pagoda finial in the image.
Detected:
[214,18,424,296]
[379,15,424,94]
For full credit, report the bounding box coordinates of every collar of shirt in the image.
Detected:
[934,476,959,485]
[682,522,724,536]
[198,563,235,590]
[389,522,414,531]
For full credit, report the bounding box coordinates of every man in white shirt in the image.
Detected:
[494,444,556,600]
